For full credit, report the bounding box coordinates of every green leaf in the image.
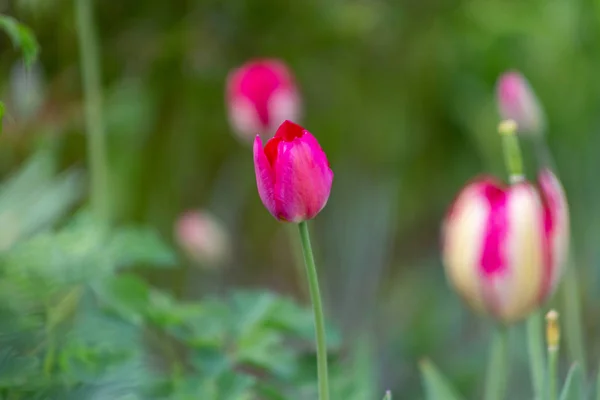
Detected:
[95,275,151,325]
[559,363,583,400]
[0,14,40,66]
[191,347,231,378]
[0,347,40,385]
[3,218,107,289]
[108,227,176,270]
[419,359,464,400]
[217,371,256,400]
[383,390,392,400]
[236,329,296,378]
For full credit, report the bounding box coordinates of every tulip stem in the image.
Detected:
[526,311,546,400]
[562,263,586,374]
[498,120,523,180]
[75,0,110,224]
[596,362,600,400]
[484,326,509,400]
[298,221,330,400]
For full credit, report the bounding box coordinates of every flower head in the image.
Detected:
[254,120,333,223]
[496,71,545,135]
[174,211,230,267]
[442,169,569,323]
[226,59,301,142]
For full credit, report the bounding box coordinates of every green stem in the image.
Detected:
[75,0,110,223]
[43,336,55,377]
[484,326,509,400]
[526,311,545,400]
[298,221,330,400]
[548,344,558,400]
[500,125,523,179]
[562,262,586,374]
[596,363,600,400]
[287,224,308,298]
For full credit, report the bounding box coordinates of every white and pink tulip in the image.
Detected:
[442,169,569,323]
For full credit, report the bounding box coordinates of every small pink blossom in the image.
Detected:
[496,71,545,135]
[174,211,229,267]
[442,169,568,323]
[226,59,301,142]
[254,120,333,223]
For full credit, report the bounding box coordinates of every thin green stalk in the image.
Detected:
[548,346,558,400]
[43,336,55,377]
[298,221,330,400]
[287,224,308,298]
[484,326,509,400]
[500,131,523,178]
[527,311,545,400]
[596,363,600,400]
[75,0,110,223]
[562,263,586,374]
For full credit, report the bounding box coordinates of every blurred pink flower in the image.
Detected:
[254,120,333,223]
[442,169,569,323]
[226,59,301,142]
[496,71,545,135]
[174,211,229,267]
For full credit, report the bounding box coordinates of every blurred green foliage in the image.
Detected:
[1,0,600,398]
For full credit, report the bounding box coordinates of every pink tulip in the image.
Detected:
[174,211,230,267]
[226,59,301,142]
[496,71,545,135]
[442,169,569,323]
[254,120,333,223]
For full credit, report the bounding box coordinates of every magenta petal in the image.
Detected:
[538,168,569,299]
[253,135,278,218]
[479,182,509,277]
[274,132,333,222]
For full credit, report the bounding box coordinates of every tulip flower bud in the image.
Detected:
[174,211,230,267]
[226,59,301,142]
[496,71,545,135]
[254,120,333,223]
[442,169,569,323]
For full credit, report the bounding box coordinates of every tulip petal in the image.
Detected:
[273,132,333,222]
[500,183,544,322]
[253,135,278,218]
[268,88,301,135]
[442,178,497,315]
[539,169,569,299]
[229,96,264,140]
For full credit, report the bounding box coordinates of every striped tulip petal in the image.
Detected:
[442,171,569,323]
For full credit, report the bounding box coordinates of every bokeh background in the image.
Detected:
[1,0,600,398]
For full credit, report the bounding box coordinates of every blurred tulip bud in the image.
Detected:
[496,71,545,135]
[9,61,45,121]
[226,59,301,142]
[254,120,333,223]
[442,169,569,323]
[174,211,230,267]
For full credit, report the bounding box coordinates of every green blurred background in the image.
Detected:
[2,0,600,398]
